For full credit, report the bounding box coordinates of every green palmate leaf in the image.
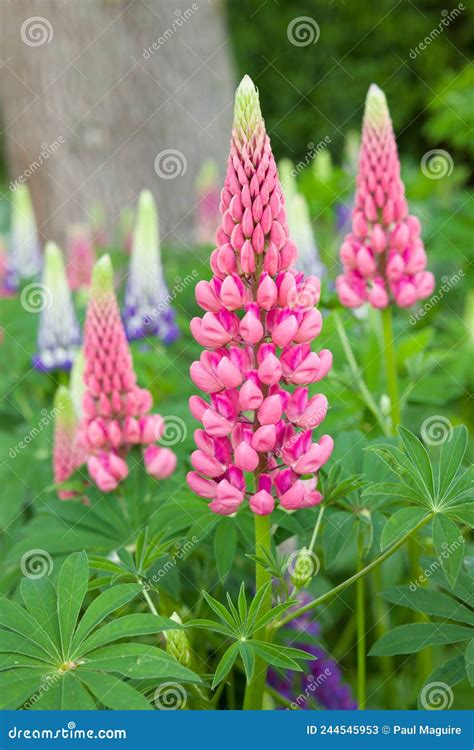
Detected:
[370,445,429,502]
[214,518,237,581]
[0,629,55,664]
[0,652,51,670]
[237,583,248,623]
[77,614,179,656]
[250,641,309,670]
[380,586,474,626]
[83,644,200,683]
[251,600,298,634]
[465,639,474,687]
[28,675,64,710]
[417,656,467,708]
[57,551,89,657]
[322,510,354,567]
[211,642,239,689]
[184,619,233,637]
[399,426,435,499]
[0,668,50,709]
[420,556,474,608]
[438,425,468,500]
[117,548,136,572]
[21,577,60,648]
[135,530,147,572]
[0,597,59,660]
[71,584,142,651]
[225,593,240,627]
[78,670,152,710]
[370,624,473,656]
[202,591,238,631]
[362,481,421,504]
[441,465,474,507]
[445,504,474,527]
[88,557,125,575]
[380,508,429,550]
[432,514,464,588]
[246,583,272,633]
[58,673,96,710]
[239,642,255,683]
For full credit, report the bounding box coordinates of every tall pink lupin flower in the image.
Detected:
[53,386,84,499]
[66,224,96,291]
[336,84,435,309]
[79,254,176,492]
[187,76,333,516]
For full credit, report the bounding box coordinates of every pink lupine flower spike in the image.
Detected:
[79,254,176,492]
[187,76,333,516]
[337,84,435,309]
[53,386,84,500]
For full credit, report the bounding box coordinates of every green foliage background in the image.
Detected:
[227,0,473,166]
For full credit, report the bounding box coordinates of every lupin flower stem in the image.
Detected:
[382,293,432,682]
[381,306,401,433]
[356,540,366,709]
[333,311,388,433]
[243,513,272,710]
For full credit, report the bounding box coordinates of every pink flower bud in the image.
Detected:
[249,489,274,515]
[234,442,259,471]
[240,308,264,344]
[252,424,276,451]
[257,395,283,425]
[239,379,264,410]
[144,445,177,479]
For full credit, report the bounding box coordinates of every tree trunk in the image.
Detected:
[0,0,234,247]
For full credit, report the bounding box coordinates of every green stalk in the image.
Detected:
[356,540,366,709]
[380,306,431,678]
[242,514,272,710]
[308,504,325,553]
[380,306,401,431]
[372,564,394,708]
[274,512,433,630]
[334,311,389,435]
